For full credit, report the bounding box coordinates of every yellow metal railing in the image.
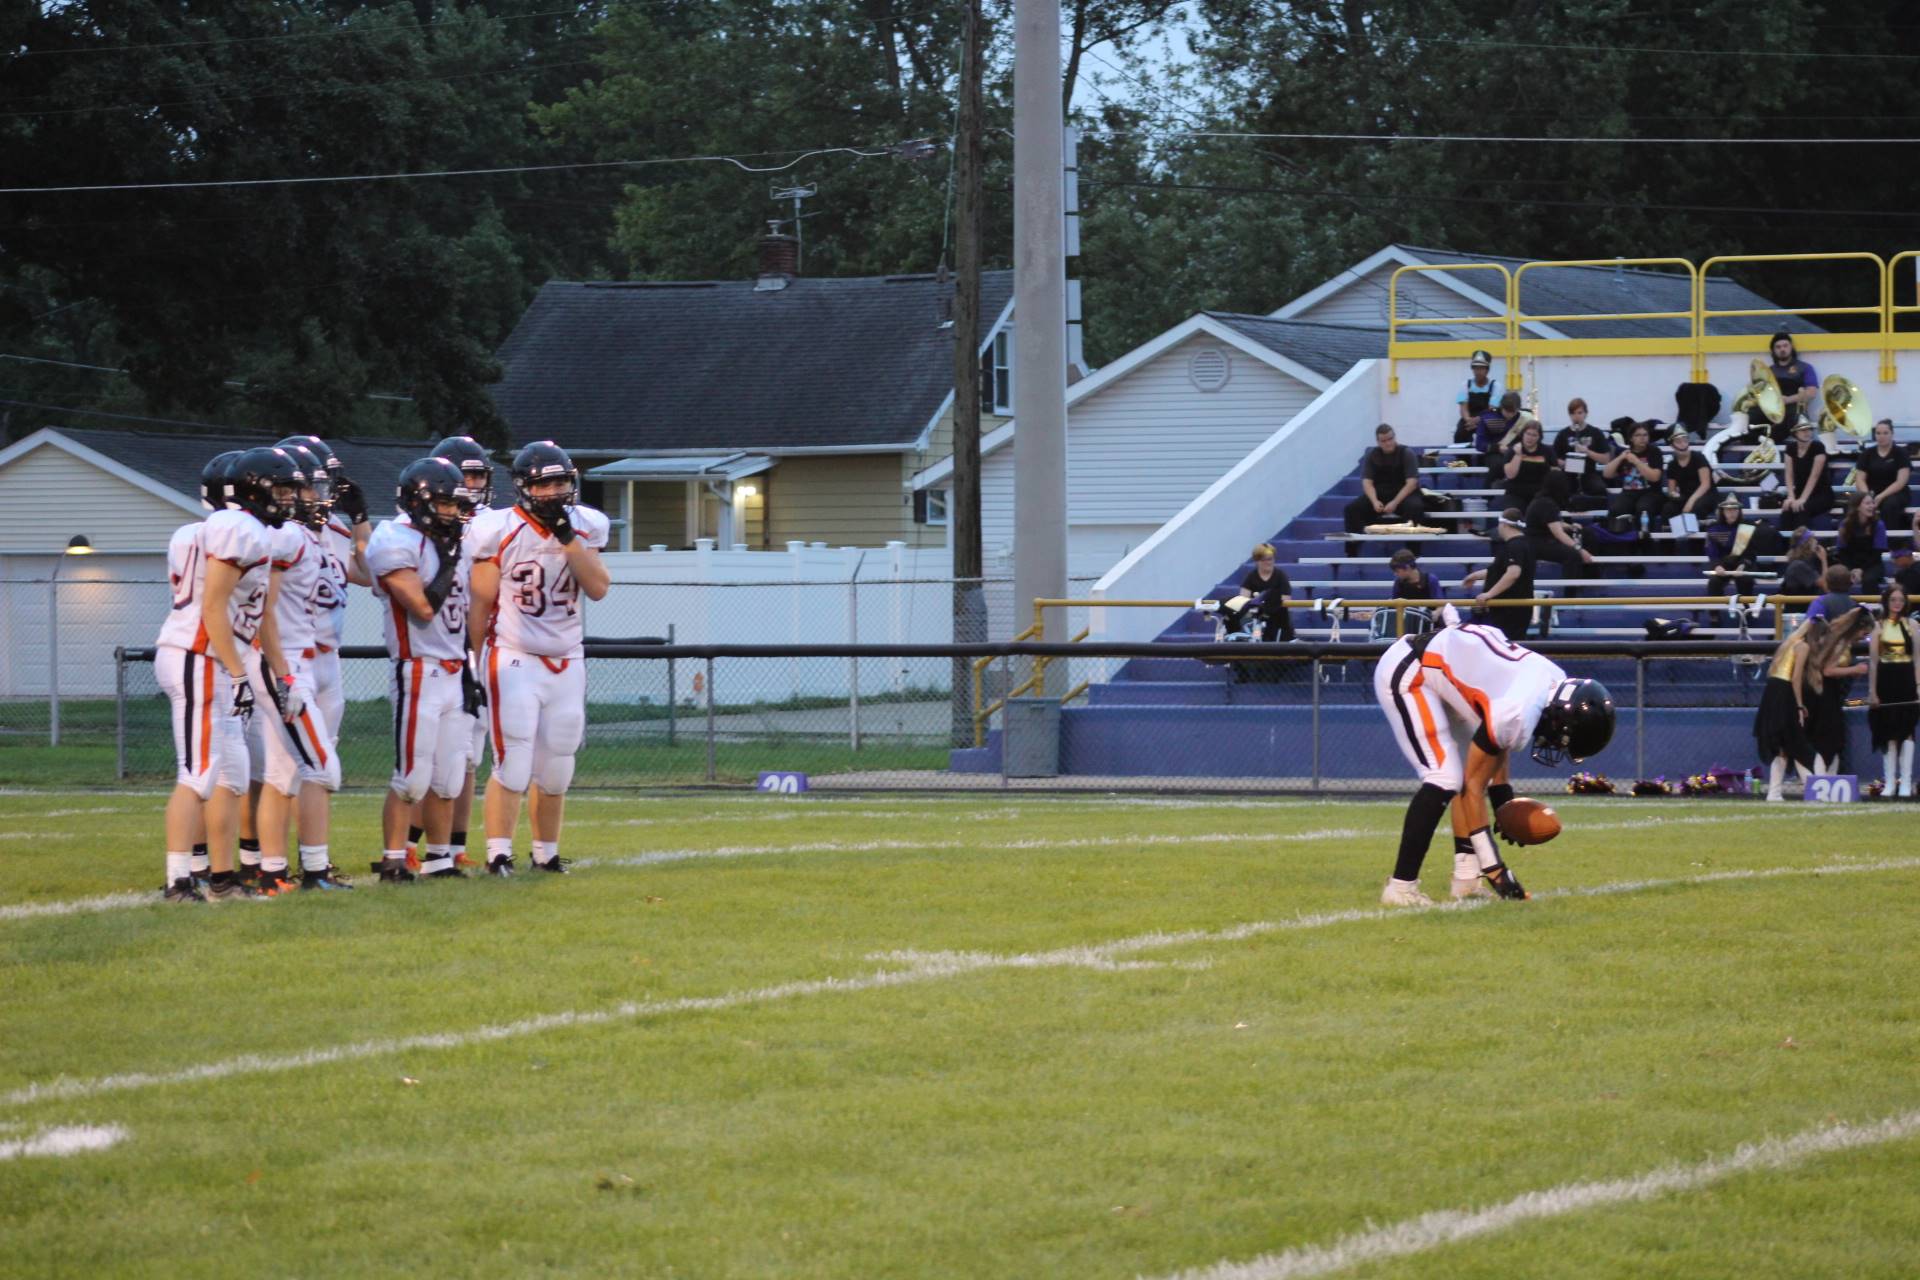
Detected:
[1386,262,1516,394]
[1388,250,1920,385]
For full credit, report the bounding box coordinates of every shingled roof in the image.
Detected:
[490,270,1016,454]
[44,426,506,519]
[1204,314,1447,380]
[1400,245,1824,340]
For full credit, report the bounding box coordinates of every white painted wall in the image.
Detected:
[1092,361,1384,644]
[1382,347,1920,450]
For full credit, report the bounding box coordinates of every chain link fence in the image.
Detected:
[54,639,1890,795]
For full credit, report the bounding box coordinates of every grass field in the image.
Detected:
[2,789,1917,1278]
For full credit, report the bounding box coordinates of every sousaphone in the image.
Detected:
[1819,375,1873,440]
[1728,358,1785,427]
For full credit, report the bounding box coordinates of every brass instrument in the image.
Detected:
[1818,375,1873,440]
[1729,359,1785,426]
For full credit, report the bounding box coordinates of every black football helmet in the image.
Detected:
[430,435,495,507]
[276,434,340,475]
[276,442,332,527]
[511,440,577,523]
[229,447,305,528]
[1531,678,1616,766]
[200,450,243,511]
[396,457,475,539]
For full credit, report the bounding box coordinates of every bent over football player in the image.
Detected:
[467,441,610,876]
[153,448,289,901]
[367,457,477,881]
[1373,614,1614,907]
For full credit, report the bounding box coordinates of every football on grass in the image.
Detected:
[1496,798,1561,846]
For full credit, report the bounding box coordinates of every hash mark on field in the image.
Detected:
[0,892,155,923]
[1143,1108,1920,1280]
[6,856,1916,1109]
[0,1124,128,1161]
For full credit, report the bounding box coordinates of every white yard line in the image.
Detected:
[0,832,77,842]
[1144,1108,1920,1280]
[0,1124,128,1161]
[0,892,156,923]
[6,855,1915,1110]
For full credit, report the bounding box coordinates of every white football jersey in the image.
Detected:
[156,510,273,652]
[1413,623,1565,752]
[366,518,470,662]
[318,518,357,647]
[268,522,327,654]
[468,504,609,659]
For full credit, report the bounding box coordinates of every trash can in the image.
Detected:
[1003,697,1061,778]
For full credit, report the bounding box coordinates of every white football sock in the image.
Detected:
[1454,850,1480,882]
[486,836,513,863]
[165,852,193,884]
[189,847,210,874]
[532,840,559,866]
[261,855,288,874]
[298,844,329,873]
[1469,826,1500,871]
[382,848,406,864]
[419,844,453,875]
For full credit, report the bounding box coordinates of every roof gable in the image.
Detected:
[492,270,1016,455]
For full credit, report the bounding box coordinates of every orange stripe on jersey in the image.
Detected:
[191,619,209,654]
[403,658,423,775]
[1420,651,1492,726]
[511,506,550,540]
[388,595,412,660]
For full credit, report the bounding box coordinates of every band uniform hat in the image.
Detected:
[1470,349,1492,367]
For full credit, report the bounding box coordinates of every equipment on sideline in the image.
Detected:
[1729,359,1785,427]
[1531,678,1616,765]
[395,457,475,540]
[1819,375,1873,441]
[199,450,243,511]
[512,440,579,524]
[229,447,304,528]
[431,435,496,507]
[1495,798,1562,846]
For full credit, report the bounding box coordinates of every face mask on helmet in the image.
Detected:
[278,445,332,527]
[1530,679,1615,767]
[430,436,495,508]
[397,458,474,538]
[512,441,578,523]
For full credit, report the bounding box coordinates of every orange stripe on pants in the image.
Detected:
[404,658,423,776]
[1408,673,1447,769]
[488,646,505,766]
[199,657,214,774]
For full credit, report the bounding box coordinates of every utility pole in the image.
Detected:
[1012,0,1068,674]
[949,0,985,746]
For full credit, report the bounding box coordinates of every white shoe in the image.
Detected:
[1765,791,1785,803]
[1381,879,1435,908]
[1900,780,1914,799]
[1451,877,1494,900]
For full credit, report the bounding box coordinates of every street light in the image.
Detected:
[49,534,94,746]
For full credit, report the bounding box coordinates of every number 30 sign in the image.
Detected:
[1805,774,1857,803]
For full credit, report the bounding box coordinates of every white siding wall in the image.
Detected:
[0,444,193,552]
[1293,262,1507,340]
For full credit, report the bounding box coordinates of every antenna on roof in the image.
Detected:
[769,182,819,273]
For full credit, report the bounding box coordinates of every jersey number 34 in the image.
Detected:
[508,562,579,618]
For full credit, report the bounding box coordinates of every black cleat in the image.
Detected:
[375,859,417,884]
[529,855,569,875]
[1483,861,1530,901]
[425,864,468,879]
[237,863,263,888]
[206,876,262,901]
[486,854,515,878]
[300,867,355,892]
[164,877,207,903]
[257,869,298,898]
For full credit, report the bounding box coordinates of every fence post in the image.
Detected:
[1635,655,1646,780]
[47,576,60,747]
[847,549,865,751]
[665,623,676,747]
[114,646,127,781]
[704,656,717,782]
[997,652,1010,789]
[1310,655,1321,792]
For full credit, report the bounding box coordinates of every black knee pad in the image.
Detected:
[1412,781,1456,820]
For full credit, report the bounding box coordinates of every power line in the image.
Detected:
[0,142,927,195]
[0,353,414,402]
[0,396,270,434]
[1102,128,1920,145]
[7,5,591,57]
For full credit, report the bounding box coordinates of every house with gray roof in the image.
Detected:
[489,259,1016,551]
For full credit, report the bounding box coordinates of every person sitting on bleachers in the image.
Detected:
[1237,542,1297,642]
[1500,418,1554,510]
[1603,420,1666,535]
[1662,429,1719,534]
[1703,495,1778,599]
[1460,509,1536,640]
[1342,423,1425,544]
[1894,545,1920,598]
[1473,391,1526,459]
[1854,418,1909,531]
[1552,398,1612,509]
[1781,418,1834,522]
[1524,472,1596,579]
[1756,331,1820,445]
[1453,350,1501,444]
[1779,528,1826,600]
[1835,492,1889,591]
[1389,548,1440,601]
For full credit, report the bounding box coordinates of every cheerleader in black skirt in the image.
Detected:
[1869,581,1919,797]
[1807,608,1872,777]
[1756,619,1820,801]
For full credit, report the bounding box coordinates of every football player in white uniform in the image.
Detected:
[154,447,296,901]
[1373,617,1613,907]
[422,434,497,870]
[247,443,352,893]
[367,457,478,881]
[467,441,610,875]
[278,435,373,739]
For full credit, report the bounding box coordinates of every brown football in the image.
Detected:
[1495,798,1562,846]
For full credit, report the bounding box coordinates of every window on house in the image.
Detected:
[926,489,948,526]
[991,331,1012,411]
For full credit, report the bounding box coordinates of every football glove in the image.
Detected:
[230,678,255,721]
[461,660,487,717]
[547,505,576,545]
[333,474,368,524]
[267,673,305,723]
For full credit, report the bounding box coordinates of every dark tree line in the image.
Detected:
[5,0,1920,445]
